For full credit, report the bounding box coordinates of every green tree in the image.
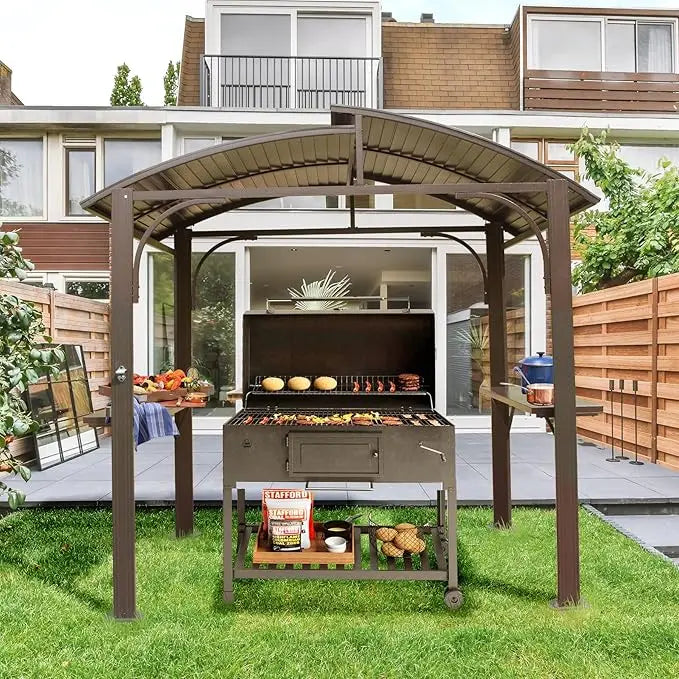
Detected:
[163,61,181,106]
[0,231,64,508]
[570,130,679,292]
[110,63,144,106]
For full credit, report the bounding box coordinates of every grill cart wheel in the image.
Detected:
[444,588,463,610]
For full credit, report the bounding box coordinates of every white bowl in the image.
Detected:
[324,536,347,553]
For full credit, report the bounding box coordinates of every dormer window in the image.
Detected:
[529,15,676,74]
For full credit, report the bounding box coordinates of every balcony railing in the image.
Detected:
[200,55,382,109]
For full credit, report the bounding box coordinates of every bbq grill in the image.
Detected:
[223,310,460,608]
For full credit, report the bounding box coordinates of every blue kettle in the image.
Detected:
[514,352,553,386]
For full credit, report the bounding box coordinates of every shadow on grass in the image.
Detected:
[211,538,552,615]
[0,509,112,613]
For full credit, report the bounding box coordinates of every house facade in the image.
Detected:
[2,1,679,431]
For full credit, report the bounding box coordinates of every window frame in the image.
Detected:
[64,145,96,217]
[528,14,678,74]
[102,137,162,187]
[0,134,47,221]
[511,138,580,182]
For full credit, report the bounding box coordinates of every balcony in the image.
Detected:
[200,55,382,109]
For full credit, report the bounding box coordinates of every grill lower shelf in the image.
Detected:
[235,524,448,581]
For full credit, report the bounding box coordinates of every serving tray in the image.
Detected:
[252,522,354,565]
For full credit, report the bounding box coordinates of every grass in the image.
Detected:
[1,506,679,679]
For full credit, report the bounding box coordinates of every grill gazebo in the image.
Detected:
[82,106,599,620]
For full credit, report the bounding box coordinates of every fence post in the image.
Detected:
[651,277,659,463]
[49,288,56,338]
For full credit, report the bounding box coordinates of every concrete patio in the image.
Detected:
[11,432,679,506]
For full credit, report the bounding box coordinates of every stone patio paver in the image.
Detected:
[7,432,679,506]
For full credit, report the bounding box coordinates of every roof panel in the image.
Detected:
[82,108,598,240]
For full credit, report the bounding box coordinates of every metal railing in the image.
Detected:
[200,55,382,109]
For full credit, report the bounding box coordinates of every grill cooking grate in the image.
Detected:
[229,407,450,427]
[250,375,427,395]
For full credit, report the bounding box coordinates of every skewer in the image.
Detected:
[616,379,629,460]
[605,379,619,462]
[629,379,643,465]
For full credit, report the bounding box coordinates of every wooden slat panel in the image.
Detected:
[526,69,679,83]
[526,97,679,113]
[526,78,679,93]
[572,279,653,306]
[573,307,652,325]
[573,332,652,347]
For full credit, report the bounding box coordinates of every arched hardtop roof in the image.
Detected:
[82,106,597,240]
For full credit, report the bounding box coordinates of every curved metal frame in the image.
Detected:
[191,236,252,309]
[132,199,225,302]
[455,191,551,293]
[424,232,489,302]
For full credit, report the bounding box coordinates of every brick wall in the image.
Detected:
[177,16,204,107]
[382,23,519,110]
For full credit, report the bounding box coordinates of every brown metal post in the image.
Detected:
[174,227,194,537]
[110,188,137,619]
[547,179,580,607]
[486,222,511,527]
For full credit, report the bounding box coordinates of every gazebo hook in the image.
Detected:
[191,236,254,309]
[454,192,551,295]
[132,199,225,303]
[422,232,489,304]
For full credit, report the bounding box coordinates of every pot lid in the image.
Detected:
[520,352,553,366]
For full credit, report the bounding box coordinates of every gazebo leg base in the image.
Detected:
[109,610,142,622]
[549,597,588,611]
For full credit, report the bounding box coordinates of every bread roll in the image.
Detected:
[313,376,337,391]
[287,376,311,391]
[261,377,284,392]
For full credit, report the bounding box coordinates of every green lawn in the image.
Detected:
[1,507,678,679]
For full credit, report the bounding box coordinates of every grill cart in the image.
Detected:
[223,310,461,608]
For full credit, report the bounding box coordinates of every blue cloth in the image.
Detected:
[133,398,179,446]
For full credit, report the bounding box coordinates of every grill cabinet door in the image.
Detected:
[288,432,381,479]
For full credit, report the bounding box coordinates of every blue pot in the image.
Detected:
[515,352,553,386]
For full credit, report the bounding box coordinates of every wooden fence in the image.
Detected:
[573,273,679,469]
[0,280,110,413]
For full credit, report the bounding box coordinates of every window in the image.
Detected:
[65,280,110,300]
[104,139,161,186]
[65,148,95,216]
[0,138,43,217]
[511,138,579,181]
[619,144,679,173]
[530,15,676,73]
[220,14,291,56]
[532,19,602,71]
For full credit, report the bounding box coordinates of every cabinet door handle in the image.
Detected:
[418,442,447,463]
[371,451,379,458]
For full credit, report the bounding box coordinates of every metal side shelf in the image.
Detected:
[234,524,449,581]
